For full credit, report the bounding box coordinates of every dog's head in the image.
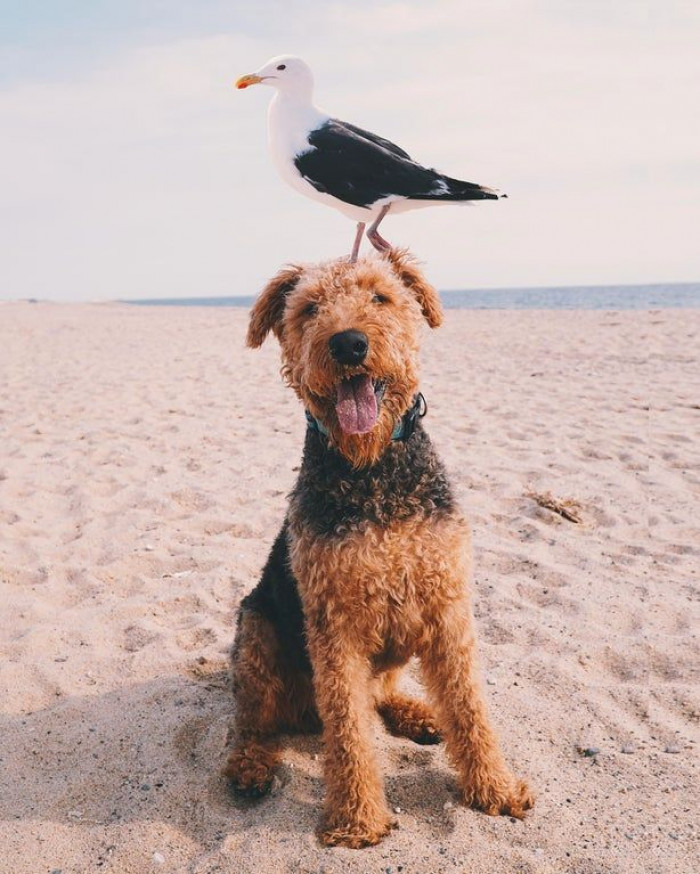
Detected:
[247,250,442,467]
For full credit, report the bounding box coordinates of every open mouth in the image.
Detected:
[335,376,386,435]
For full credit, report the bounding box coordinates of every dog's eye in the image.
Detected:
[302,302,319,317]
[372,293,389,304]
[276,64,286,71]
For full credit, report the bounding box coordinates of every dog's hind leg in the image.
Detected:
[226,607,317,796]
[225,608,285,796]
[226,524,318,796]
[375,668,441,745]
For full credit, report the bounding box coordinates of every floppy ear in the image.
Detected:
[386,248,443,328]
[246,264,304,348]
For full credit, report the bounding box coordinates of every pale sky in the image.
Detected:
[1,1,698,301]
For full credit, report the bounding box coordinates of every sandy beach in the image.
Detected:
[0,299,697,874]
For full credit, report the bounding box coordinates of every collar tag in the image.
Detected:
[397,392,427,440]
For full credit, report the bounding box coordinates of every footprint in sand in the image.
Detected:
[123,624,161,653]
[176,626,218,653]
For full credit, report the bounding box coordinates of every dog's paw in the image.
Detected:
[465,775,535,819]
[407,716,441,745]
[224,743,279,798]
[319,814,397,848]
[378,697,442,745]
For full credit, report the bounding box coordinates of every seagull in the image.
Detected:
[236,55,507,261]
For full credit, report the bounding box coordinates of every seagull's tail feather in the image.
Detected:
[410,174,506,202]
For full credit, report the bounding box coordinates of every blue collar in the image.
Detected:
[305,393,427,443]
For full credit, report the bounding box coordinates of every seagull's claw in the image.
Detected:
[366,204,392,253]
[367,228,392,252]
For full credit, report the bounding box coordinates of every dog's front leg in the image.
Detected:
[419,601,534,818]
[305,617,395,848]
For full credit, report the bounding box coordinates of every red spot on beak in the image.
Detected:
[235,74,263,90]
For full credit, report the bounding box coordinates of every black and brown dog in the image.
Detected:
[225,250,533,848]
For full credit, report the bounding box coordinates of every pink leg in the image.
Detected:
[366,205,392,252]
[350,222,365,262]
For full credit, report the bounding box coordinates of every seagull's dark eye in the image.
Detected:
[302,301,318,317]
[276,64,286,71]
[372,293,389,304]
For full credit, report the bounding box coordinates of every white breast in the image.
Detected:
[267,94,374,222]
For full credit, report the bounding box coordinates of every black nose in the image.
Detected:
[329,330,369,365]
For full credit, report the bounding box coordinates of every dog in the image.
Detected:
[225,250,533,848]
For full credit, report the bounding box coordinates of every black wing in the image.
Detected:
[295,119,445,208]
[336,120,413,161]
[295,119,499,208]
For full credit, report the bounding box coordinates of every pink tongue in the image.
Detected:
[335,375,378,435]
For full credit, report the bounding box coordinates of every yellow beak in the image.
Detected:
[235,74,263,90]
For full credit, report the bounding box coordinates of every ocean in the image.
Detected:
[124,282,700,311]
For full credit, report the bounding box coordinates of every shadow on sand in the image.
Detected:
[1,666,452,862]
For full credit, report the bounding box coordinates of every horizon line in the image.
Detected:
[121,278,700,306]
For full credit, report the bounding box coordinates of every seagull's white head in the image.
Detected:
[235,55,314,99]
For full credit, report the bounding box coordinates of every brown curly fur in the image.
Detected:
[226,250,534,847]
